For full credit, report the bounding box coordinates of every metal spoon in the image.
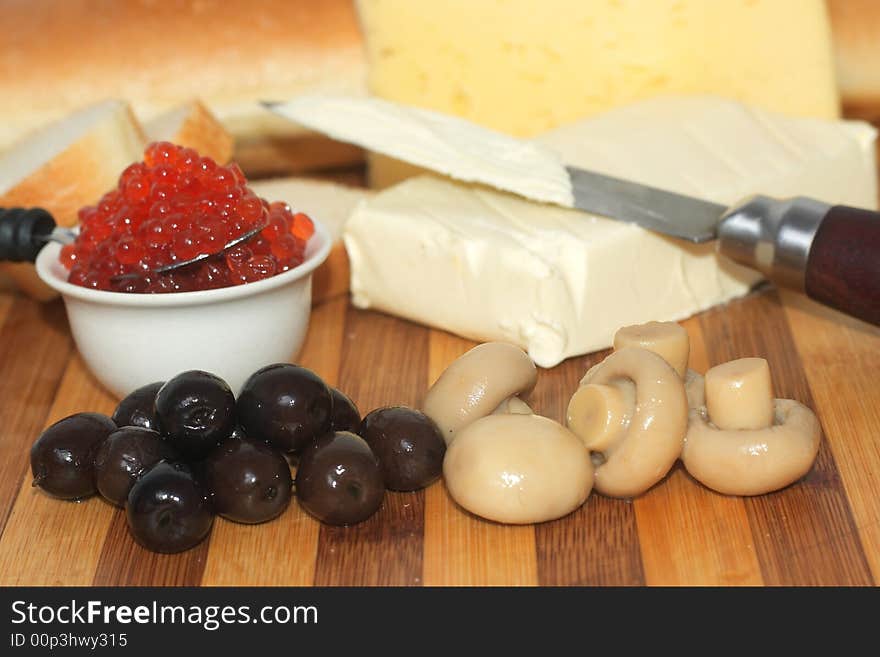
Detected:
[0,207,264,277]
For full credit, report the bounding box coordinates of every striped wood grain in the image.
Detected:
[199,296,348,586]
[422,331,538,586]
[0,298,71,537]
[634,317,763,586]
[780,290,880,582]
[0,287,877,586]
[311,308,428,586]
[532,350,645,586]
[699,291,873,585]
[0,354,117,585]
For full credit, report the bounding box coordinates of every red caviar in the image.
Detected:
[61,142,314,293]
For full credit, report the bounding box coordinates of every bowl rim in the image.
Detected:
[35,216,332,308]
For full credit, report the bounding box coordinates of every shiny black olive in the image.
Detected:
[111,381,164,431]
[94,426,178,506]
[155,370,236,461]
[204,435,292,524]
[294,431,384,525]
[229,426,248,441]
[237,364,332,453]
[329,387,360,433]
[30,412,116,500]
[359,406,446,491]
[126,461,214,553]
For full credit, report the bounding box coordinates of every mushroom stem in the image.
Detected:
[566,382,632,452]
[613,321,689,378]
[705,357,774,430]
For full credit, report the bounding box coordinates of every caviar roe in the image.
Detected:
[60,142,315,293]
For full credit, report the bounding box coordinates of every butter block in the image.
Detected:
[345,176,762,367]
[357,0,840,135]
[342,98,877,366]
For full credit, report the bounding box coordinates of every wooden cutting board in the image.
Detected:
[0,280,877,586]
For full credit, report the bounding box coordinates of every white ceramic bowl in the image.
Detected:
[35,219,331,399]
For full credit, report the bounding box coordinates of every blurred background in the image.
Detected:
[1,0,876,187]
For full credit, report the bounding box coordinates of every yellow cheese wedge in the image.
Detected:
[357,0,841,186]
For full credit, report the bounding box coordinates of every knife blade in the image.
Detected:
[565,165,725,243]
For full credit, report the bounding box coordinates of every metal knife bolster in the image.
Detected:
[717,196,830,292]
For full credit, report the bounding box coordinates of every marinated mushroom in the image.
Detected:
[613,320,704,409]
[704,357,774,430]
[491,396,533,415]
[682,357,820,495]
[566,380,634,453]
[443,413,593,524]
[423,342,537,444]
[613,321,689,377]
[569,347,688,498]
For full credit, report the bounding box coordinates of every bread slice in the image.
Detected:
[0,99,146,300]
[249,177,370,304]
[145,100,234,164]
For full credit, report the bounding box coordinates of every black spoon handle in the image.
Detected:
[0,207,57,262]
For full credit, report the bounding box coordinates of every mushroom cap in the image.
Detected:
[580,347,688,498]
[682,399,820,496]
[443,413,593,524]
[423,342,537,444]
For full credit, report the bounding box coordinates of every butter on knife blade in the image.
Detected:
[262,95,574,207]
[265,94,739,243]
[264,93,877,214]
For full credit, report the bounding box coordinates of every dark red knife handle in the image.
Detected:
[805,205,880,326]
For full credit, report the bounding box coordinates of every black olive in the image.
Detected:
[155,370,236,461]
[329,387,361,433]
[112,381,164,431]
[360,406,446,491]
[126,461,214,553]
[204,435,292,524]
[94,426,178,506]
[294,431,384,525]
[30,412,116,500]
[236,364,332,453]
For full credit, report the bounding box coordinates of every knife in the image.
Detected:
[264,95,880,328]
[565,165,880,327]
